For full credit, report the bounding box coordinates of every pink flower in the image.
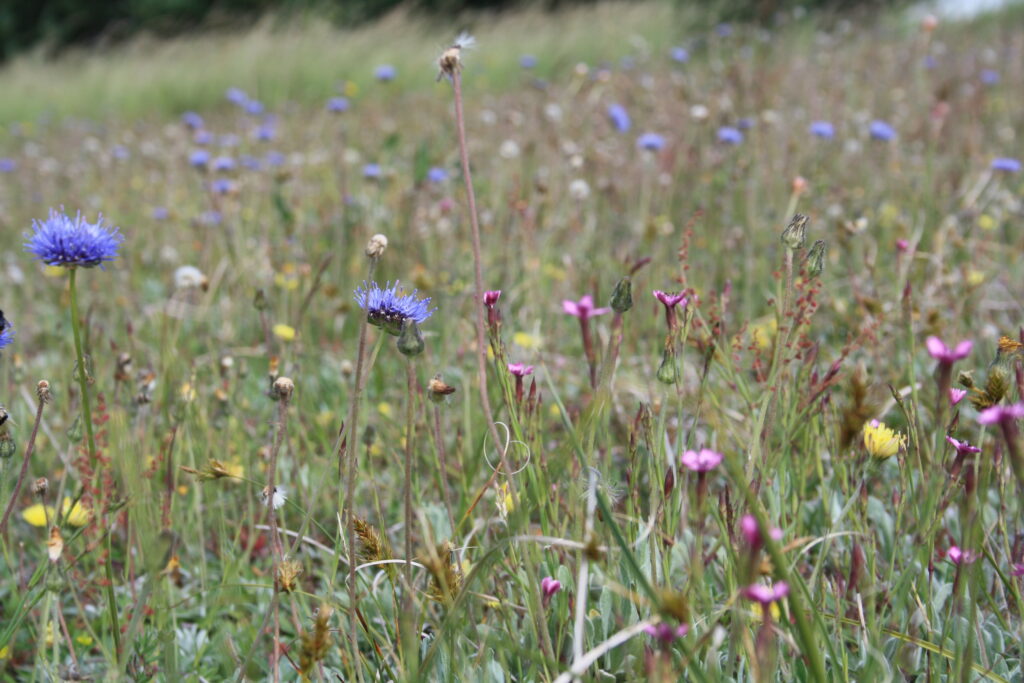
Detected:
[896,239,910,252]
[741,581,789,605]
[925,336,973,364]
[483,290,501,306]
[643,621,689,644]
[740,514,783,548]
[978,402,1024,425]
[680,448,723,472]
[946,546,977,565]
[541,576,562,607]
[562,295,611,320]
[508,363,534,377]
[653,290,687,308]
[949,388,967,406]
[1011,563,1024,577]
[945,435,981,456]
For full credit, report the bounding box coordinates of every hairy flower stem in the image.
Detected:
[403,362,416,591]
[266,390,291,682]
[68,269,98,466]
[450,70,512,480]
[431,405,456,533]
[0,389,46,535]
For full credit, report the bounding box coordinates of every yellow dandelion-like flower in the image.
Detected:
[978,214,996,231]
[862,420,905,459]
[75,635,93,647]
[22,504,55,527]
[966,270,985,286]
[62,497,92,527]
[273,324,296,342]
[0,645,9,660]
[377,402,393,418]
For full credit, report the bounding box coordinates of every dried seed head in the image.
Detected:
[277,557,303,593]
[437,32,475,80]
[365,233,388,259]
[33,477,49,496]
[36,380,51,404]
[273,376,295,401]
[47,527,64,563]
[428,374,456,403]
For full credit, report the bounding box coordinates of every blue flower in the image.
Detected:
[327,97,350,113]
[245,100,265,116]
[266,151,285,167]
[182,111,204,129]
[980,69,1000,85]
[241,154,262,170]
[219,134,240,147]
[427,166,448,183]
[210,178,234,195]
[194,130,214,145]
[24,209,124,268]
[869,120,896,141]
[809,121,835,139]
[607,104,631,133]
[189,149,210,168]
[715,23,732,37]
[637,132,665,151]
[375,64,397,82]
[670,46,689,63]
[992,157,1021,173]
[717,126,743,144]
[226,87,248,106]
[519,55,537,69]
[253,124,275,142]
[0,323,14,351]
[0,158,16,173]
[152,206,169,220]
[363,163,382,179]
[212,156,236,172]
[354,281,435,334]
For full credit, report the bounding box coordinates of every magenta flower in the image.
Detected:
[741,581,789,605]
[1011,563,1024,577]
[562,295,611,320]
[508,363,534,377]
[643,621,689,644]
[653,290,687,308]
[925,336,972,364]
[541,576,562,607]
[978,403,1024,425]
[740,514,783,548]
[946,546,977,565]
[680,448,723,472]
[950,388,967,406]
[896,239,910,252]
[484,290,502,306]
[945,435,981,456]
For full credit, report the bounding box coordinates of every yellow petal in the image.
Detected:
[377,402,393,418]
[22,504,55,527]
[75,635,93,647]
[62,498,92,527]
[273,324,296,342]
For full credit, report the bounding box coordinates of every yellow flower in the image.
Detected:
[966,270,985,286]
[978,214,996,231]
[0,645,9,660]
[22,504,55,527]
[862,420,905,459]
[273,324,296,342]
[180,382,197,402]
[513,332,541,349]
[75,635,93,647]
[496,481,514,519]
[377,402,393,418]
[62,498,92,527]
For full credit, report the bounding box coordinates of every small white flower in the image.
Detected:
[174,265,207,291]
[689,104,709,120]
[499,140,521,159]
[568,179,590,201]
[260,485,287,510]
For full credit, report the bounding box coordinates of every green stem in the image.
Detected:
[68,268,98,464]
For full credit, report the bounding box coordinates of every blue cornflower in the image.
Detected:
[637,132,665,151]
[427,166,448,183]
[520,55,537,69]
[363,163,382,179]
[212,156,236,172]
[715,23,732,37]
[327,97,350,113]
[992,157,1021,173]
[607,104,631,133]
[354,281,435,335]
[670,46,689,63]
[717,126,744,144]
[24,209,124,268]
[869,120,896,141]
[375,64,397,82]
[112,145,130,160]
[182,111,204,129]
[809,121,835,139]
[241,154,262,170]
[0,158,16,173]
[189,149,210,168]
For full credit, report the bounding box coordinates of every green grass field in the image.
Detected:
[1,2,1024,680]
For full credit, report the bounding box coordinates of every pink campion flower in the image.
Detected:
[946,546,977,565]
[540,576,562,607]
[507,363,534,377]
[653,290,687,308]
[680,448,723,472]
[483,290,501,306]
[741,581,789,605]
[1011,563,1024,577]
[925,336,973,364]
[562,295,611,320]
[643,621,689,645]
[978,403,1024,425]
[740,514,783,549]
[896,239,910,252]
[945,435,981,457]
[949,388,967,406]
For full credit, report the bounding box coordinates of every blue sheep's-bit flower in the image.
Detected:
[0,322,14,351]
[636,132,665,151]
[354,281,435,335]
[809,120,835,139]
[24,209,124,269]
[607,103,631,133]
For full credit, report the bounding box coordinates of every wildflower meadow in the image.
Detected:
[1,2,1024,680]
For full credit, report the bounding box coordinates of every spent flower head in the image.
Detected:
[25,208,124,268]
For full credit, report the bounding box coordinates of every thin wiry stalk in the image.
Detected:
[0,385,47,535]
[572,468,598,667]
[68,269,98,465]
[431,404,456,533]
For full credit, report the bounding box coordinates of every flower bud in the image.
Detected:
[365,233,388,259]
[780,213,809,250]
[253,288,270,312]
[610,276,633,313]
[33,477,48,496]
[0,431,15,459]
[37,380,51,404]
[66,415,83,443]
[397,319,425,357]
[656,347,678,385]
[806,240,826,278]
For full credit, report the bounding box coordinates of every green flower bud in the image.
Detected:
[656,347,678,385]
[780,213,809,250]
[397,319,425,357]
[66,415,83,444]
[806,240,826,278]
[253,288,270,312]
[610,276,633,313]
[0,432,16,459]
